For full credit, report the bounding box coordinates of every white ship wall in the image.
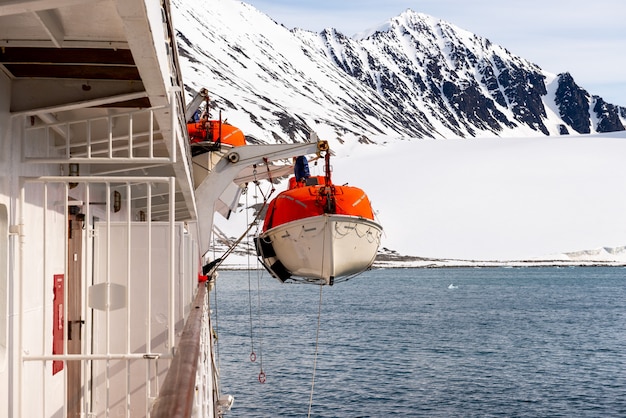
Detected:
[0,71,71,415]
[21,183,67,417]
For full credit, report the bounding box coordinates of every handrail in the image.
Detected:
[152,283,208,417]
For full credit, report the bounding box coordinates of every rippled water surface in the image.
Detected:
[212,267,626,417]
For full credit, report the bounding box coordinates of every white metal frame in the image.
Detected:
[22,106,175,164]
[17,175,192,417]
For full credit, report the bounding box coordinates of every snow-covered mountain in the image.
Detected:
[172,0,625,145]
[171,0,626,263]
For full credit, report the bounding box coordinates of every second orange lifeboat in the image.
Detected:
[188,119,245,151]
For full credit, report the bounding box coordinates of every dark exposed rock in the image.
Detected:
[593,97,625,132]
[497,66,549,134]
[555,73,591,134]
[273,111,311,142]
[441,80,512,133]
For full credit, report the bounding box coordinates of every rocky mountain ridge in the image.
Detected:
[172,0,625,145]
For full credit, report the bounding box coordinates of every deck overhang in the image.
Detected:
[0,0,197,221]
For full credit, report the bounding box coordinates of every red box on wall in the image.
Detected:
[52,274,64,375]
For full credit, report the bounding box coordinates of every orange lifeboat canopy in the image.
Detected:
[262,175,376,232]
[187,120,245,147]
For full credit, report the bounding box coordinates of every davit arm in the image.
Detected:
[194,141,326,258]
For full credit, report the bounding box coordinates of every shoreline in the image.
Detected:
[211,247,626,271]
[218,258,626,271]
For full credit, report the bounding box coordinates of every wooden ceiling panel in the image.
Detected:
[0,47,139,80]
[0,47,135,65]
[3,63,140,80]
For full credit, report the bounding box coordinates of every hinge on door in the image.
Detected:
[8,224,23,236]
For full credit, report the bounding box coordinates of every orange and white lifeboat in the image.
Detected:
[187,119,245,155]
[255,153,382,285]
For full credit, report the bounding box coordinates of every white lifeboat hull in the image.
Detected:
[256,214,383,285]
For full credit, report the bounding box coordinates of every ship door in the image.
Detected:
[67,211,84,417]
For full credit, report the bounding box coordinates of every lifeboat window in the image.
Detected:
[305,177,319,186]
[0,203,7,370]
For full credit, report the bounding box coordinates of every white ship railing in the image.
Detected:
[15,175,215,417]
[22,106,174,164]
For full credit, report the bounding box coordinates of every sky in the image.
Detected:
[244,0,626,106]
[216,131,626,262]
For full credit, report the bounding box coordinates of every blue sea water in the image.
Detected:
[212,267,626,417]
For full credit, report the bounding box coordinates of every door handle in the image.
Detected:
[67,319,85,340]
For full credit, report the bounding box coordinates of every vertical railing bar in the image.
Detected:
[155,358,160,399]
[20,118,27,162]
[108,116,113,159]
[126,358,131,418]
[43,125,48,160]
[106,362,110,414]
[40,183,46,415]
[129,114,134,159]
[43,126,54,161]
[44,183,50,416]
[17,184,25,418]
[205,292,211,416]
[146,360,151,417]
[87,119,92,159]
[168,177,175,353]
[62,182,70,418]
[105,182,111,415]
[65,122,71,159]
[149,110,154,158]
[83,183,91,415]
[147,182,153,412]
[145,361,149,417]
[170,91,177,164]
[199,292,206,416]
[48,125,54,160]
[126,182,132,417]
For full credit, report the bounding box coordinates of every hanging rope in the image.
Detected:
[307,284,324,417]
[256,264,266,383]
[245,187,257,362]
[243,164,274,380]
[242,160,276,382]
[308,213,330,413]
